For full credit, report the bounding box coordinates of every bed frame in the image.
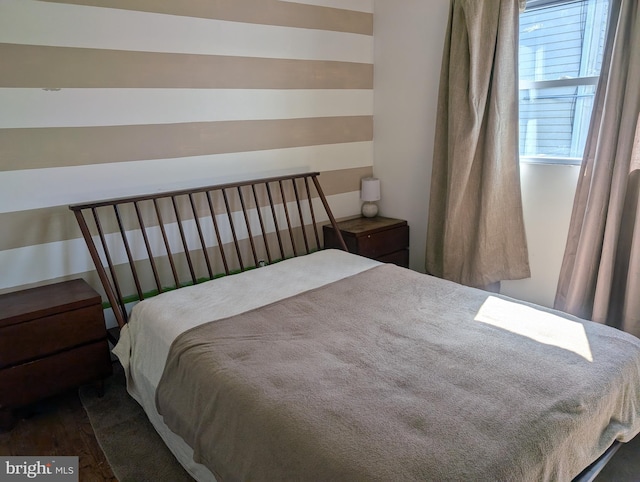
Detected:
[70,172,347,333]
[70,171,622,481]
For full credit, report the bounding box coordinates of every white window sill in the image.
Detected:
[519,156,583,166]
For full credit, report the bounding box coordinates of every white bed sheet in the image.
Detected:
[112,249,381,481]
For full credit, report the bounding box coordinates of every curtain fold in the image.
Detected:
[426,0,530,289]
[554,0,640,337]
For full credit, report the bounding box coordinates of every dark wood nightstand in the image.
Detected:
[0,279,112,431]
[323,216,410,267]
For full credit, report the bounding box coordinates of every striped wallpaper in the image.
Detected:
[0,0,374,299]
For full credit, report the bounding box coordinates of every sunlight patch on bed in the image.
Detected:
[475,296,593,362]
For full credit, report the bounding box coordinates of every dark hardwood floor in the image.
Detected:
[0,388,116,481]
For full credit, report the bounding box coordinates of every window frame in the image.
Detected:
[518,0,609,166]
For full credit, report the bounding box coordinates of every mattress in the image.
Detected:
[114,249,640,481]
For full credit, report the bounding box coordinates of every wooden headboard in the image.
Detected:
[70,172,347,329]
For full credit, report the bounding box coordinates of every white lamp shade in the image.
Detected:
[361,177,381,202]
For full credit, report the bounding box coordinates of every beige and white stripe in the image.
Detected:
[0,0,374,296]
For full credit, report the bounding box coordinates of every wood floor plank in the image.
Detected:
[0,388,116,481]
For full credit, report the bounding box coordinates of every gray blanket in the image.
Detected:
[156,264,640,481]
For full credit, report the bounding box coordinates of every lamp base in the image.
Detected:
[361,201,378,218]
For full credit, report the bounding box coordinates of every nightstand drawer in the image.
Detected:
[0,304,105,368]
[377,249,409,267]
[323,216,410,268]
[0,340,111,409]
[357,225,409,258]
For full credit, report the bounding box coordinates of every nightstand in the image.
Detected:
[0,279,112,431]
[323,216,410,267]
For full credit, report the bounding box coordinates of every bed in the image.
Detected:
[70,172,640,481]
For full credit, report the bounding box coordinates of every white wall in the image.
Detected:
[501,163,580,307]
[373,0,449,272]
[373,2,580,308]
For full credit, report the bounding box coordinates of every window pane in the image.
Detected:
[518,0,609,162]
[520,0,608,82]
[520,84,597,158]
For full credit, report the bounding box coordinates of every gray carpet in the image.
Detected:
[81,365,640,482]
[79,364,194,482]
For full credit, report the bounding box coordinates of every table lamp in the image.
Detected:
[361,177,380,218]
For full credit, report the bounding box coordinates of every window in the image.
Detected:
[519,0,610,164]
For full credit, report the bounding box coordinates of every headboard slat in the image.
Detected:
[134,201,162,294]
[305,177,322,249]
[252,184,273,265]
[292,179,311,254]
[114,205,144,303]
[237,186,259,268]
[279,180,298,258]
[189,193,214,280]
[153,198,180,290]
[205,191,230,275]
[222,188,244,272]
[92,207,127,320]
[171,196,197,285]
[266,182,286,261]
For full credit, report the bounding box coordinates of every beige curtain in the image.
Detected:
[555,0,640,338]
[426,0,530,289]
